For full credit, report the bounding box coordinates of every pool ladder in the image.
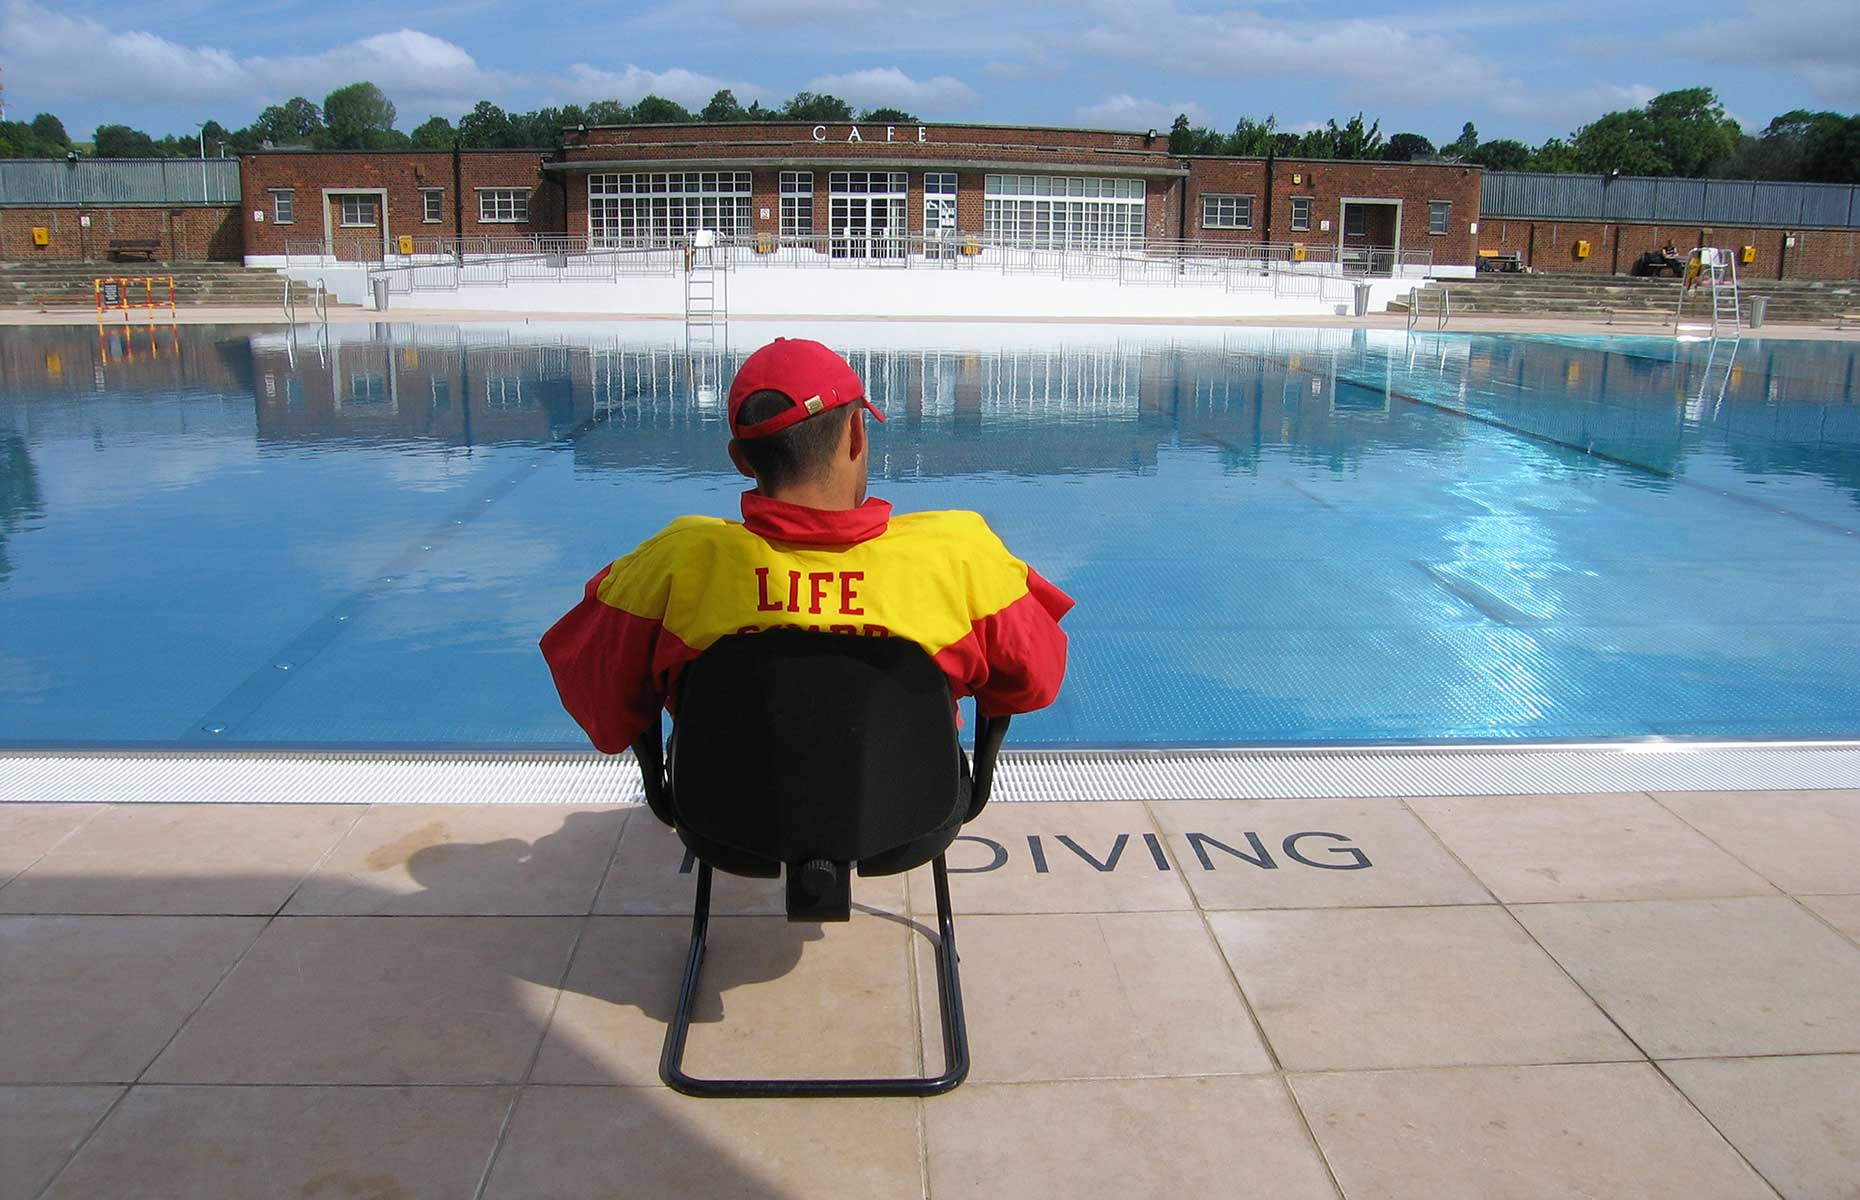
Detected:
[1406,285,1450,331]
[282,276,330,328]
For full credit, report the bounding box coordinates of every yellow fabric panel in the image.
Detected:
[593,510,1030,656]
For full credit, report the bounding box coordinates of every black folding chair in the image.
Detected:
[632,630,1009,1098]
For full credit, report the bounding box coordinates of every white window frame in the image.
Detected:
[982,174,1145,250]
[270,189,295,225]
[348,372,386,403]
[1428,200,1452,236]
[421,187,444,224]
[338,194,376,228]
[779,171,813,237]
[1289,196,1312,233]
[1200,193,1254,231]
[477,188,530,224]
[587,171,752,247]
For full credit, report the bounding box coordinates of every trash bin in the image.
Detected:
[1749,295,1767,328]
[1352,282,1372,317]
[371,275,389,312]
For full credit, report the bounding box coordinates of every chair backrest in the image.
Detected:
[668,631,962,869]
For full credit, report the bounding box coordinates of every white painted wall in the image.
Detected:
[251,253,1467,319]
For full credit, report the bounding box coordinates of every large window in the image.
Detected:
[1344,206,1367,237]
[338,194,376,227]
[478,188,530,223]
[1428,200,1452,235]
[270,189,294,225]
[828,171,907,259]
[421,188,444,224]
[779,171,813,237]
[587,172,753,246]
[982,174,1145,250]
[1289,196,1311,232]
[1201,193,1253,230]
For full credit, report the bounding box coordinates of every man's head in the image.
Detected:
[726,338,884,505]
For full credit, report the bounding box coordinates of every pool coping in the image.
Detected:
[6,740,1860,804]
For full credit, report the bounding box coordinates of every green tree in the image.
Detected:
[701,89,745,122]
[250,97,322,145]
[632,95,694,123]
[584,99,631,125]
[410,115,456,148]
[1572,87,1740,176]
[780,92,854,121]
[1570,109,1665,174]
[1468,138,1530,171]
[1167,113,1222,155]
[1528,137,1580,172]
[93,124,160,157]
[28,113,70,149]
[1801,112,1860,182]
[1382,132,1435,161]
[858,106,918,123]
[457,100,515,147]
[1222,115,1281,156]
[1447,122,1479,156]
[321,81,397,149]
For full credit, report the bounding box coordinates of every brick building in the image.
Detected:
[230,123,1479,268]
[238,149,560,260]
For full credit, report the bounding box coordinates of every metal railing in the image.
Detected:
[348,231,1422,303]
[1406,285,1451,331]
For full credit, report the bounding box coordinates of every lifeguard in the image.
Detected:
[541,336,1073,754]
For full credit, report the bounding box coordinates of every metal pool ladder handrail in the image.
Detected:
[1406,285,1450,332]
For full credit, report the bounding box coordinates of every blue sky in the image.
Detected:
[3,0,1855,145]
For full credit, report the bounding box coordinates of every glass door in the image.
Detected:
[829,172,907,259]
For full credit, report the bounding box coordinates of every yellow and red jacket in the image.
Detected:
[541,491,1074,753]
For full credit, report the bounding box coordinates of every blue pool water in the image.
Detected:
[2,320,1858,749]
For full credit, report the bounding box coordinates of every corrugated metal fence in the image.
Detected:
[0,159,241,206]
[1482,171,1859,228]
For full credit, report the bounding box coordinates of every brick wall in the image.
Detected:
[0,206,240,261]
[568,121,1171,168]
[1476,219,1860,281]
[1183,158,1483,265]
[238,150,564,257]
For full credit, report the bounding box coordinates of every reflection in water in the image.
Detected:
[0,432,44,582]
[1,321,1859,748]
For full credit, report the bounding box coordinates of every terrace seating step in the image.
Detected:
[0,262,355,308]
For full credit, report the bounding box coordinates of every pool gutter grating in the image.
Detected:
[4,742,1860,804]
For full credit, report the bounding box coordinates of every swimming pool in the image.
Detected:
[2,321,1857,749]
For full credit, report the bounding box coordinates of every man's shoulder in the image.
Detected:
[888,508,1002,548]
[624,514,749,560]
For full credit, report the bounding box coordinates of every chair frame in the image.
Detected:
[636,703,1008,1099]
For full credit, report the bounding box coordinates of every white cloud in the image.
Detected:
[2,2,249,105]
[249,30,515,115]
[0,3,509,118]
[1075,5,1509,104]
[563,63,764,108]
[804,67,980,113]
[1670,0,1860,106]
[1491,81,1657,131]
[1073,94,1206,129]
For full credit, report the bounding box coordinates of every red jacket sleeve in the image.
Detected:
[968,567,1074,717]
[539,566,672,754]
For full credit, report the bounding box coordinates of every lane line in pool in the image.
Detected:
[1409,561,1537,628]
[178,454,553,743]
[1364,369,1860,541]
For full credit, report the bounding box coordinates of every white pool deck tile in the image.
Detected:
[4,788,1859,1198]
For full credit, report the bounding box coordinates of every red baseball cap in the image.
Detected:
[727,338,885,439]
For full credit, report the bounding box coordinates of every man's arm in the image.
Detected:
[539,562,670,754]
[967,564,1074,716]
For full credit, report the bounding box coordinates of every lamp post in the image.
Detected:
[195,122,209,203]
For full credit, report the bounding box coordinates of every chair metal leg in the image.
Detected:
[659,855,971,1098]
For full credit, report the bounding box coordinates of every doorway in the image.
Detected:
[1339,200,1400,274]
[829,171,907,260]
